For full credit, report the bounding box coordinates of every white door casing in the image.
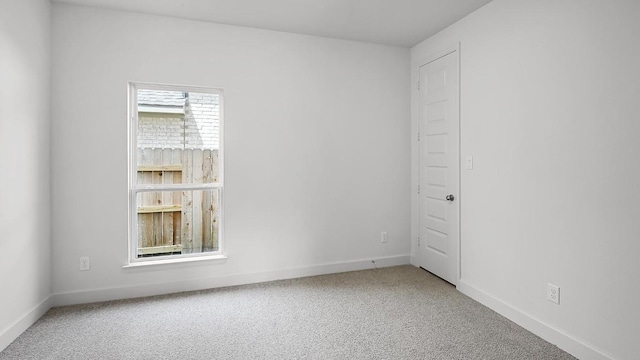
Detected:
[416,50,460,285]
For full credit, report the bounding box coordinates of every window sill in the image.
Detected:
[123,254,227,269]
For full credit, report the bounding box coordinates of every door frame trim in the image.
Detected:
[412,42,461,284]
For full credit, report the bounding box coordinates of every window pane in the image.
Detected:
[136,189,220,257]
[137,90,220,184]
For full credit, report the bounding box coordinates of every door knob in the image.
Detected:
[446,194,455,201]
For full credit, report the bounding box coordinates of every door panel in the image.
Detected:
[426,229,448,255]
[426,167,447,188]
[417,50,459,285]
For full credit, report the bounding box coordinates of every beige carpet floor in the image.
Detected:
[0,265,575,359]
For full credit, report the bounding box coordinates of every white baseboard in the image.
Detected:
[52,254,410,307]
[0,296,52,352]
[457,280,617,360]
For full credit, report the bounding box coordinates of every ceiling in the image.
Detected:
[52,0,493,47]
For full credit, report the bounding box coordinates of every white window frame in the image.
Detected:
[127,82,225,265]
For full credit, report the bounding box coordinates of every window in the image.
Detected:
[128,83,224,263]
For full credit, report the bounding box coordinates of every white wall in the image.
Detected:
[51,5,410,301]
[0,0,52,351]
[411,1,640,359]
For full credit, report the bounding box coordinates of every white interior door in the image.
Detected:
[416,50,459,285]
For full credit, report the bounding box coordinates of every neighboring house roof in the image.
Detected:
[138,89,186,113]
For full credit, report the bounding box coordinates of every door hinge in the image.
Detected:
[418,184,420,194]
[418,131,420,142]
[417,237,421,247]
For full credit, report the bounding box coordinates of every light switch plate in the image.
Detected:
[466,156,473,170]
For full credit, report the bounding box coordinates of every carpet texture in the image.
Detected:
[0,266,575,359]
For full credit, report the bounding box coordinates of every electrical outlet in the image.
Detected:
[80,256,90,271]
[547,283,560,304]
[380,232,388,243]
